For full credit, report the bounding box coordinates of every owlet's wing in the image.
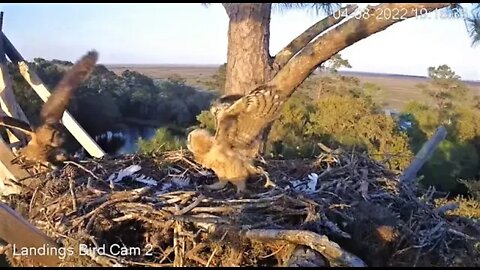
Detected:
[40,50,98,124]
[214,84,285,156]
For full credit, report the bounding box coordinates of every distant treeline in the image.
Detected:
[7,57,217,148]
[6,58,480,198]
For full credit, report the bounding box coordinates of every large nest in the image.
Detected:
[1,149,479,267]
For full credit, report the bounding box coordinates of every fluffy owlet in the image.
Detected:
[187,84,285,194]
[0,50,98,166]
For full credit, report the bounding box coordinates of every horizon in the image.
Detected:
[1,3,480,80]
[103,64,480,83]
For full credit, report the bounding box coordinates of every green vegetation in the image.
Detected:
[6,56,479,199]
[401,65,480,193]
[202,63,227,92]
[8,58,217,151]
[193,61,479,197]
[137,128,185,155]
[435,196,480,219]
[197,59,413,170]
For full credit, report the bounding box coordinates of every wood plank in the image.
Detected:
[0,64,30,144]
[0,137,29,196]
[0,28,30,144]
[399,125,447,184]
[0,202,62,266]
[0,32,21,63]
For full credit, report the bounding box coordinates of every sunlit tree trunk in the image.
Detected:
[223,3,273,95]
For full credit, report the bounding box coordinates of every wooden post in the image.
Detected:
[0,137,30,196]
[1,32,105,159]
[0,13,30,144]
[399,126,447,184]
[0,12,32,190]
[0,202,62,266]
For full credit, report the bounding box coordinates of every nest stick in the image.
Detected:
[69,177,77,212]
[175,195,205,215]
[64,161,102,181]
[240,229,367,267]
[173,221,184,267]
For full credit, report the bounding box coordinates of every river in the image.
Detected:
[94,126,158,155]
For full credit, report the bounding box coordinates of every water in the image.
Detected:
[119,126,157,154]
[94,126,157,155]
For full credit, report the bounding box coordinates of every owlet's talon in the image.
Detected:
[234,180,247,195]
[255,166,276,189]
[264,175,277,189]
[204,181,228,191]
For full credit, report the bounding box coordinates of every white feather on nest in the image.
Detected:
[106,165,158,188]
[288,173,319,193]
[154,175,191,196]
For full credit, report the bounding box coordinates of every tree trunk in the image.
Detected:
[223,3,273,95]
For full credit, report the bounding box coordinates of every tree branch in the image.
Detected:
[269,3,452,95]
[241,229,366,267]
[273,4,358,71]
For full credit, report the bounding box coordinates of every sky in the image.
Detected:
[0,3,479,80]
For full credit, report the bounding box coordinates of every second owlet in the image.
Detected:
[0,50,98,166]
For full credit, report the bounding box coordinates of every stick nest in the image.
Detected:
[2,149,479,267]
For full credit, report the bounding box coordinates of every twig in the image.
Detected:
[112,214,134,222]
[71,190,147,228]
[175,195,205,216]
[186,243,208,266]
[206,229,228,267]
[205,246,218,267]
[64,161,102,181]
[259,243,288,259]
[434,202,459,215]
[203,193,284,204]
[173,219,183,266]
[69,177,77,212]
[447,228,478,241]
[29,186,40,216]
[158,247,174,264]
[190,206,235,214]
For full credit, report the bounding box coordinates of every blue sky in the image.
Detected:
[1,3,479,80]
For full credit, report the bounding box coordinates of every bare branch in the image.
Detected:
[273,4,358,71]
[241,229,367,267]
[269,3,452,95]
